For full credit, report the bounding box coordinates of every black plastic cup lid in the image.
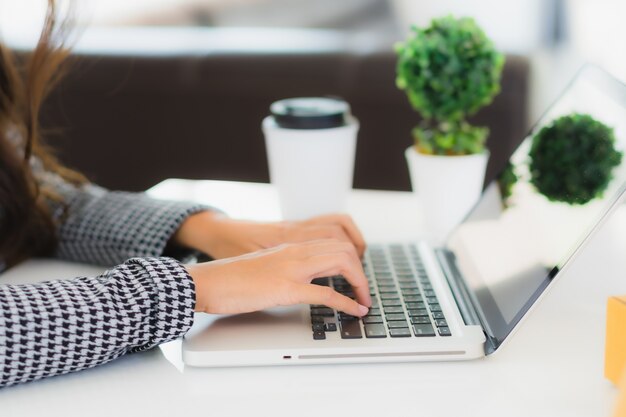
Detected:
[270,97,350,129]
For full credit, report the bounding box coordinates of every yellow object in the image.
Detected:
[606,296,626,385]
[615,381,626,417]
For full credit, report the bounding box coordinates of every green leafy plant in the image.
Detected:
[396,16,505,155]
[498,161,518,204]
[529,113,622,205]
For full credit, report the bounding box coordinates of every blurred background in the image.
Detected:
[0,0,624,192]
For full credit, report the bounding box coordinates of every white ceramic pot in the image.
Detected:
[405,146,489,243]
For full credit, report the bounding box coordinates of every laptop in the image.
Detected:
[182,65,626,367]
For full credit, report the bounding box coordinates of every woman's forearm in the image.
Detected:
[0,257,195,388]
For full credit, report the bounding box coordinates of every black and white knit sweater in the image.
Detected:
[0,141,209,388]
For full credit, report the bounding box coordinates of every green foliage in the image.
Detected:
[413,120,488,155]
[396,15,504,155]
[529,113,622,205]
[497,162,518,204]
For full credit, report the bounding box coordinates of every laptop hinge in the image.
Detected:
[435,248,498,354]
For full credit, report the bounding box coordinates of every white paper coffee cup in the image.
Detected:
[263,97,359,220]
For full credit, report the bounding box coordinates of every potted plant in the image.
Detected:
[395,15,505,241]
[529,113,622,205]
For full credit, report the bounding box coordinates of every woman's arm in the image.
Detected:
[1,237,370,388]
[53,181,366,265]
[187,239,371,316]
[52,182,212,265]
[173,211,367,260]
[0,257,195,388]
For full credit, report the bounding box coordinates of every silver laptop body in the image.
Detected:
[183,66,626,367]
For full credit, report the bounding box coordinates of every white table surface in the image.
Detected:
[1,179,624,417]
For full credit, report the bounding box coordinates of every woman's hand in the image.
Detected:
[185,239,371,316]
[174,211,366,259]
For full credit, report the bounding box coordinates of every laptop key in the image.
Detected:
[340,320,363,339]
[310,307,334,317]
[382,299,402,307]
[364,324,387,338]
[387,320,409,328]
[313,331,326,340]
[311,316,325,324]
[407,309,429,317]
[389,328,412,338]
[383,306,404,314]
[438,327,452,336]
[339,313,359,321]
[429,305,442,312]
[325,323,337,332]
[375,274,393,280]
[380,293,400,300]
[385,313,406,321]
[434,319,448,327]
[406,302,425,310]
[312,323,325,332]
[432,312,445,320]
[363,316,384,324]
[410,316,431,325]
[413,324,436,337]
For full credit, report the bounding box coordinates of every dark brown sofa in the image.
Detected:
[39,28,530,192]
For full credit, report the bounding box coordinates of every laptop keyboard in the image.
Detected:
[309,244,451,340]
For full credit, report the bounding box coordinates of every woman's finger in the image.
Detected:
[331,215,366,257]
[296,283,368,316]
[288,238,358,259]
[302,225,352,245]
[301,251,371,307]
[305,214,366,257]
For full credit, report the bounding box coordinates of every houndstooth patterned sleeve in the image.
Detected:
[0,257,196,388]
[52,180,211,266]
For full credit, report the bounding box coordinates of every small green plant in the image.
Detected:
[529,113,622,205]
[498,161,518,204]
[396,16,505,155]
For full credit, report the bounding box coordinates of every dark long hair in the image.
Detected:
[0,0,85,267]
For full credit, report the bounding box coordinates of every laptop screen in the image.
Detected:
[446,66,626,351]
